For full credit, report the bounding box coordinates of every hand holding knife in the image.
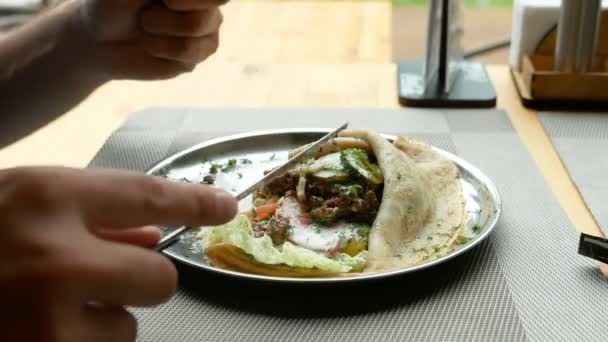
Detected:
[154,122,349,252]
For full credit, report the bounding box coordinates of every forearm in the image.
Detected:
[0,1,107,148]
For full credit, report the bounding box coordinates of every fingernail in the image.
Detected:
[140,226,161,234]
[214,191,238,219]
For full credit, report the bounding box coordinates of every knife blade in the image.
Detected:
[154,122,349,252]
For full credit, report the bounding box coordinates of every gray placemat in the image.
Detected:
[90,108,607,342]
[539,112,608,236]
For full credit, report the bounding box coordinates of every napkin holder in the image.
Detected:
[511,10,608,110]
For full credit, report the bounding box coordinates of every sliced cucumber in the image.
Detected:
[341,149,384,185]
[300,152,354,182]
[309,152,342,172]
[311,169,351,182]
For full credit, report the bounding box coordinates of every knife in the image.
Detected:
[154,122,349,252]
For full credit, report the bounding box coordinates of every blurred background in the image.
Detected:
[392,0,512,64]
[0,0,513,64]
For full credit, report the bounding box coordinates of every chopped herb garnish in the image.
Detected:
[353,223,371,238]
[312,215,331,226]
[451,225,461,232]
[457,236,470,245]
[413,247,425,253]
[338,231,350,245]
[427,236,433,241]
[240,158,252,164]
[221,159,238,172]
[334,183,359,196]
[269,153,276,161]
[260,216,273,225]
[472,225,481,233]
[209,163,220,174]
[237,173,243,179]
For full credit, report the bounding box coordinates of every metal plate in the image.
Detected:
[146,129,501,284]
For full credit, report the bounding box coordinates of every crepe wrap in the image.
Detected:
[207,130,466,275]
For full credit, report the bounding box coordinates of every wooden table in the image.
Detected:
[0,63,603,239]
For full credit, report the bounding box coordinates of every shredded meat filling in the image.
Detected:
[252,217,290,245]
[309,189,380,225]
[259,167,383,226]
[265,173,297,195]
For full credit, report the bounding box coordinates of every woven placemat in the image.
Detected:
[90,108,607,342]
[539,112,608,236]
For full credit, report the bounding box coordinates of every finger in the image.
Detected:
[119,52,196,80]
[75,305,137,342]
[163,0,229,11]
[141,6,222,37]
[95,226,161,248]
[143,32,219,64]
[28,167,237,229]
[91,42,195,80]
[73,237,178,307]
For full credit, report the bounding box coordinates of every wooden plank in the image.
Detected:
[3,1,391,63]
[521,55,608,100]
[0,63,396,169]
[218,1,390,63]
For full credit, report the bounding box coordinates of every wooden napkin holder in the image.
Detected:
[511,10,608,110]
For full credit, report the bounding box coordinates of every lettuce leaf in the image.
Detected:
[204,215,368,273]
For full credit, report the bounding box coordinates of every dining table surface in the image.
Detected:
[0,0,604,241]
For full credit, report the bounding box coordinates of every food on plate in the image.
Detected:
[197,129,467,277]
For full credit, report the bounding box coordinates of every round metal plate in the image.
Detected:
[146,129,501,284]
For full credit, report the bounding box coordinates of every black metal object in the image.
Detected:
[397,0,497,108]
[578,233,608,264]
[397,60,496,108]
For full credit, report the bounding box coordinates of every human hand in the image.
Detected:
[76,0,227,80]
[0,167,237,341]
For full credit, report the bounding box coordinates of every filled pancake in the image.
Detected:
[197,130,467,277]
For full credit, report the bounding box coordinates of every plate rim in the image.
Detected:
[146,128,502,284]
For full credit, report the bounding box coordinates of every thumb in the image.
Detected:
[81,0,154,40]
[108,0,155,10]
